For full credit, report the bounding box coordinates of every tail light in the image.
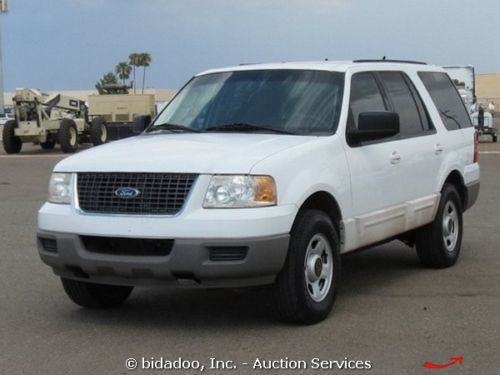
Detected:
[473,131,479,163]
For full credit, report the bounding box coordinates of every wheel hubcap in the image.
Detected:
[100,124,107,143]
[442,201,459,252]
[69,127,77,146]
[304,233,333,302]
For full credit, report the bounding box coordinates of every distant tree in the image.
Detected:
[115,62,132,86]
[95,72,118,94]
[138,53,152,94]
[128,53,140,94]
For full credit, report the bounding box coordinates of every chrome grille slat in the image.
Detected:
[77,173,197,215]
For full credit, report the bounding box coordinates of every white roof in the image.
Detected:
[197,60,444,76]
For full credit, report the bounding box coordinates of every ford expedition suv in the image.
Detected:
[37,60,480,324]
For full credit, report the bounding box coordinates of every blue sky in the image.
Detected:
[2,0,499,91]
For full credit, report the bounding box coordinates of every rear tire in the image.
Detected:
[271,209,340,324]
[61,278,133,308]
[493,135,498,143]
[59,119,79,153]
[415,184,463,268]
[2,120,22,154]
[90,117,108,146]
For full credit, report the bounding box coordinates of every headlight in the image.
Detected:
[204,175,276,208]
[48,173,72,204]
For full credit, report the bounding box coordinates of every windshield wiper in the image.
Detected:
[205,122,296,135]
[148,123,201,133]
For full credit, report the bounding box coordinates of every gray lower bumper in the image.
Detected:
[464,181,480,211]
[37,231,289,288]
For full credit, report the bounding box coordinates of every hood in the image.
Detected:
[55,133,316,173]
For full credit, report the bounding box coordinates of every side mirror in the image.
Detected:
[348,111,399,144]
[132,114,151,134]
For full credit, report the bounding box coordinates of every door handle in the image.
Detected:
[390,151,401,164]
[434,143,444,155]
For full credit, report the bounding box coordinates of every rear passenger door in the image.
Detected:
[377,71,441,203]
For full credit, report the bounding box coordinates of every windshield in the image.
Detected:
[150,69,345,135]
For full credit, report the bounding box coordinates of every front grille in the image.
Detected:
[81,236,174,256]
[77,173,196,215]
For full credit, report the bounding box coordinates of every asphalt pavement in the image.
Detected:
[0,141,499,374]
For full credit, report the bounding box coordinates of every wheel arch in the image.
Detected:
[295,191,343,243]
[442,170,467,209]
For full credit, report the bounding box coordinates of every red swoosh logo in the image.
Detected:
[423,356,463,369]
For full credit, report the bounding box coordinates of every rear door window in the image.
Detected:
[418,72,472,130]
[378,71,426,137]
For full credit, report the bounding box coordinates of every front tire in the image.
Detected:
[416,184,463,268]
[90,117,108,146]
[59,119,79,153]
[271,209,340,324]
[2,120,22,154]
[61,278,133,308]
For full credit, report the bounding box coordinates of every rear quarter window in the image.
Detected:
[418,71,472,130]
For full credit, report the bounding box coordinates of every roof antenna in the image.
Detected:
[382,56,386,60]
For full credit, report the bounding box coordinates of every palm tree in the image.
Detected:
[139,53,152,94]
[95,72,118,94]
[128,53,140,94]
[115,62,132,86]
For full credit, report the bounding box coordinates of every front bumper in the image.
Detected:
[37,231,290,287]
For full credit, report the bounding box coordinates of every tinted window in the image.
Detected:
[378,71,424,136]
[152,70,345,135]
[349,72,386,128]
[418,72,472,129]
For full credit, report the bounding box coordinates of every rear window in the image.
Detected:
[418,72,472,130]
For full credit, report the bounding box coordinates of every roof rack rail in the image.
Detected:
[353,59,427,65]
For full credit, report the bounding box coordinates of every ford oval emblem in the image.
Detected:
[114,187,140,199]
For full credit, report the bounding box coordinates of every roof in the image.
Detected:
[197,60,444,76]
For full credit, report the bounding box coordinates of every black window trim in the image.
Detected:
[399,71,436,135]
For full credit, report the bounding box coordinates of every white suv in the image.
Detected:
[37,60,480,324]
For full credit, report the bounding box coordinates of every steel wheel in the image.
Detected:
[442,201,459,252]
[416,184,463,268]
[100,124,107,143]
[304,233,334,302]
[69,126,77,146]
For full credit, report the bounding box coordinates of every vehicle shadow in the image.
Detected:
[63,241,422,329]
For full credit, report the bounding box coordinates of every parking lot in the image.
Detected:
[0,140,499,374]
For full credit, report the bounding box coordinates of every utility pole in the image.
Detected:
[0,0,7,115]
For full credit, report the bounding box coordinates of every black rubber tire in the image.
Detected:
[61,278,133,308]
[493,135,498,143]
[58,119,79,153]
[2,120,22,154]
[90,117,108,146]
[40,138,56,150]
[415,184,463,268]
[271,209,340,324]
